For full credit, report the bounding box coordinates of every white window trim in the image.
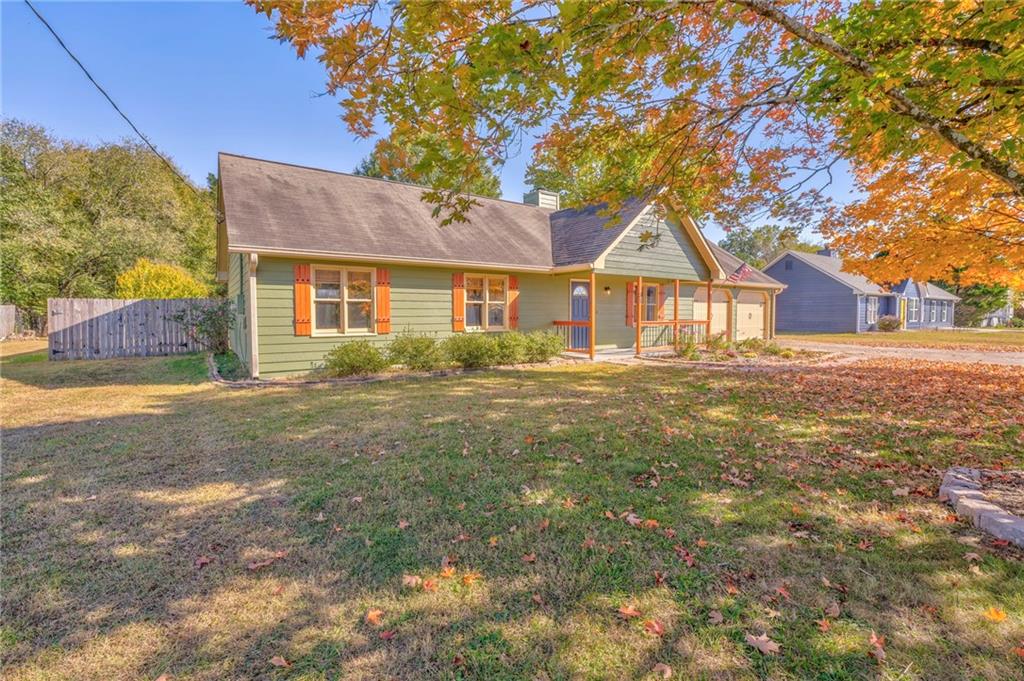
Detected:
[908,298,919,322]
[866,296,879,324]
[464,273,509,332]
[311,265,376,337]
[930,301,937,322]
[941,302,948,322]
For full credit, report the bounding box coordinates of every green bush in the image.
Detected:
[323,341,389,377]
[675,336,700,360]
[442,333,499,368]
[214,349,247,380]
[876,315,901,332]
[707,332,732,352]
[388,333,445,371]
[494,331,530,365]
[170,299,234,354]
[522,330,564,363]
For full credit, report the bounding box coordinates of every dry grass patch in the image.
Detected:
[2,347,1023,680]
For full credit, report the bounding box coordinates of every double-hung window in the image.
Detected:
[464,275,507,330]
[941,302,948,322]
[866,296,879,324]
[908,298,919,322]
[313,267,374,335]
[930,302,937,322]
[644,285,659,321]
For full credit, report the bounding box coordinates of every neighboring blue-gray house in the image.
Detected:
[763,249,959,333]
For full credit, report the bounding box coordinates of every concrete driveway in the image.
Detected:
[778,339,1024,367]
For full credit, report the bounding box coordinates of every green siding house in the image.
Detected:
[216,153,784,378]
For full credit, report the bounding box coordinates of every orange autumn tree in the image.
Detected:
[249,0,1023,284]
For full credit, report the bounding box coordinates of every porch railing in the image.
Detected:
[639,319,708,350]
[552,320,589,351]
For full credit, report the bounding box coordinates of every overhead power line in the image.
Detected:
[24,0,201,196]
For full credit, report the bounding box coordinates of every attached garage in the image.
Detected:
[693,288,731,338]
[735,290,767,340]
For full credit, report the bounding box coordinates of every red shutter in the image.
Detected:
[626,282,635,327]
[294,264,311,336]
[374,268,391,334]
[508,275,519,329]
[658,284,667,321]
[452,273,466,332]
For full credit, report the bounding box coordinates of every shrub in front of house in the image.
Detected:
[522,330,564,363]
[494,331,530,365]
[675,336,699,360]
[876,315,901,332]
[170,299,234,354]
[387,333,445,371]
[322,341,389,377]
[441,333,500,368]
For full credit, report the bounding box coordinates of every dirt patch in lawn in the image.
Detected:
[981,470,1024,518]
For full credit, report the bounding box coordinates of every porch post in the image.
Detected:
[635,275,643,356]
[673,279,680,347]
[705,280,713,345]
[588,269,596,360]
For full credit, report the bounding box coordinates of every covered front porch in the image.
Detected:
[549,272,717,359]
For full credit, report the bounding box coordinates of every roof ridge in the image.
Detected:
[217,151,551,212]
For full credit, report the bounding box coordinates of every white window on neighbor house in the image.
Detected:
[941,302,948,322]
[908,297,919,322]
[930,301,937,322]
[312,266,374,335]
[464,275,507,330]
[866,296,879,324]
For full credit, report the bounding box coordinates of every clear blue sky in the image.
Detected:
[2,1,840,243]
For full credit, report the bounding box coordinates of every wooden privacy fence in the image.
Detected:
[0,305,16,339]
[48,297,214,360]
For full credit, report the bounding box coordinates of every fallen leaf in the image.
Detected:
[488,535,499,547]
[402,574,422,588]
[440,566,456,579]
[816,618,831,632]
[247,550,287,571]
[775,585,792,602]
[269,655,291,668]
[532,593,544,605]
[397,519,410,529]
[708,610,724,625]
[892,487,910,497]
[643,518,660,529]
[350,496,363,504]
[696,537,709,548]
[984,606,1007,622]
[868,631,886,663]
[624,512,643,527]
[522,552,536,563]
[581,537,596,549]
[644,619,666,636]
[617,604,642,618]
[422,578,438,592]
[857,539,874,552]
[194,555,213,569]
[653,570,666,586]
[462,571,481,586]
[824,601,841,618]
[652,662,673,678]
[745,633,780,655]
[452,533,471,543]
[155,675,170,681]
[379,630,397,640]
[539,518,550,531]
[366,609,385,627]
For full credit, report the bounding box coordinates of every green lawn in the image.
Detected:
[2,343,1023,680]
[779,329,1024,351]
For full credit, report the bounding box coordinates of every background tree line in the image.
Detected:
[0,119,216,329]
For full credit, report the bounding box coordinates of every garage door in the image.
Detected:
[693,288,730,338]
[735,291,766,340]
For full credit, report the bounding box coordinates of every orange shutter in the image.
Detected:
[626,282,635,327]
[658,285,667,321]
[452,273,466,332]
[293,264,311,336]
[374,268,391,334]
[508,275,520,329]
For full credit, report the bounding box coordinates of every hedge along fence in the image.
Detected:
[47,297,215,360]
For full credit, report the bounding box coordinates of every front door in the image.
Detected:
[570,281,591,350]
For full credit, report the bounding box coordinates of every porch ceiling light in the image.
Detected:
[603,286,612,296]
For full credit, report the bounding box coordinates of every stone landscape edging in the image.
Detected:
[939,466,1024,547]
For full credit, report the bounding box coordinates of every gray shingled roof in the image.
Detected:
[707,243,783,288]
[220,153,556,269]
[220,153,766,281]
[783,250,890,295]
[549,198,648,266]
[917,282,961,301]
